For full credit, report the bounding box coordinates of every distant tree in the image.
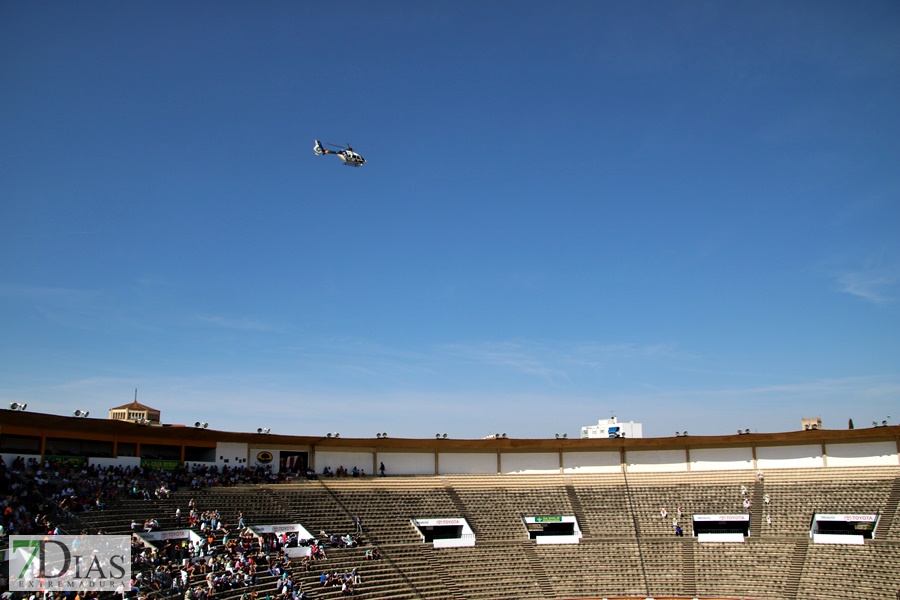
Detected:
[848,418,854,430]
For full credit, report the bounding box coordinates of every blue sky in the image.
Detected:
[2,2,898,439]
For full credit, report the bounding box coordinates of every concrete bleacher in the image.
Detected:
[38,466,900,600]
[693,538,795,599]
[794,541,900,600]
[442,475,576,541]
[757,467,898,538]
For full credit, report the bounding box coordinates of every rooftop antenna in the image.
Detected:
[135,388,138,402]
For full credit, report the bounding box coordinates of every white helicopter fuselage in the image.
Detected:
[338,151,365,167]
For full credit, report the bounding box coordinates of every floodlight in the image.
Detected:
[9,402,27,411]
[73,410,89,418]
[442,433,448,439]
[195,422,208,429]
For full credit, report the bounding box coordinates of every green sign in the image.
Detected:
[48,456,87,466]
[141,459,181,471]
[534,516,562,523]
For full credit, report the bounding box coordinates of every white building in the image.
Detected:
[581,416,642,439]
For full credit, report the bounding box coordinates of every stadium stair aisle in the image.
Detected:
[681,537,696,597]
[421,545,466,600]
[521,541,555,597]
[782,537,810,600]
[750,480,765,536]
[563,475,593,539]
[441,479,474,535]
[876,476,900,539]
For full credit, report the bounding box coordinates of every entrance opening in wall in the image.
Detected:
[523,516,582,544]
[811,513,878,544]
[692,514,750,542]
[279,451,308,473]
[412,518,475,548]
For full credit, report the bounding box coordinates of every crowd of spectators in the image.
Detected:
[317,466,366,478]
[2,455,375,600]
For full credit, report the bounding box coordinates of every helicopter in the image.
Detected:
[314,140,366,167]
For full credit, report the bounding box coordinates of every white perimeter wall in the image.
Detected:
[691,447,754,471]
[756,444,824,469]
[501,452,559,474]
[378,452,433,475]
[316,450,375,473]
[1,453,40,467]
[216,442,249,467]
[626,449,688,472]
[439,452,496,474]
[563,451,621,474]
[826,441,899,466]
[4,440,899,474]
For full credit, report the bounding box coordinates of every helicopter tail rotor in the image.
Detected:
[313,140,327,155]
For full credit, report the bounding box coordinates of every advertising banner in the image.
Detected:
[140,459,181,471]
[813,514,877,522]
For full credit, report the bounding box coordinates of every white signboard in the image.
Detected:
[813,514,877,523]
[692,514,750,522]
[248,523,314,539]
[413,518,466,527]
[698,533,745,543]
[136,529,192,542]
[523,516,577,524]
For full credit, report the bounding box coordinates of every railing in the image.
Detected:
[318,478,426,600]
[622,469,651,597]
